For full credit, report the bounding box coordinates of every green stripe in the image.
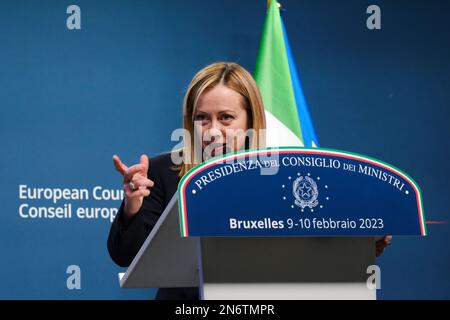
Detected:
[254,1,303,141]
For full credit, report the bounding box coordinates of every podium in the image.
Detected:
[119,193,376,299]
[119,148,426,300]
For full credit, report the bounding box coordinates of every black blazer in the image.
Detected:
[107,152,199,300]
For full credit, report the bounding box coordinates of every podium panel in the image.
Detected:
[199,237,376,300]
[119,194,198,288]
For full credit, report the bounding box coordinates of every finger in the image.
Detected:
[124,164,146,182]
[112,155,128,175]
[125,188,151,199]
[140,154,149,172]
[133,176,154,188]
[124,177,154,192]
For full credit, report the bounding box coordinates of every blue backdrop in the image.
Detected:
[0,0,448,299]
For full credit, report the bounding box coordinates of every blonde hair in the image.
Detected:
[177,62,266,178]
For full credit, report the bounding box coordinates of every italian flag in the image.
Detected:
[255,0,319,148]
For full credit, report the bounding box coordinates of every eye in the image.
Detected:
[194,114,208,122]
[220,114,235,121]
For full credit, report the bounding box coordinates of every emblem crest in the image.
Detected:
[292,176,319,209]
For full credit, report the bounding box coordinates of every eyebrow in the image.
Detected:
[195,109,237,115]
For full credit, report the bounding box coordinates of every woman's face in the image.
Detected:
[194,84,249,158]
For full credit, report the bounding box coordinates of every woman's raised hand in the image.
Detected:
[112,154,154,219]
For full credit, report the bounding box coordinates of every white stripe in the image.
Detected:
[265,110,304,147]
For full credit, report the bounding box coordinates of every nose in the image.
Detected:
[210,118,223,131]
[205,127,223,143]
[205,119,224,143]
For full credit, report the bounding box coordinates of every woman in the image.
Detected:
[107,61,392,300]
[107,62,266,299]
